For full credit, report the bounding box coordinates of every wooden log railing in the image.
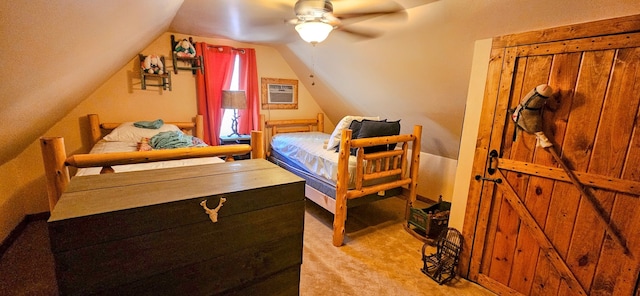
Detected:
[262,113,324,156]
[40,130,264,211]
[332,125,422,246]
[88,114,205,146]
[264,115,325,134]
[340,127,422,200]
[40,136,71,211]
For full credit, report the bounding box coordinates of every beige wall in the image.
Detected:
[414,152,457,202]
[449,39,492,230]
[0,32,328,242]
[0,144,47,243]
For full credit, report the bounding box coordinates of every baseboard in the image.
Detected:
[0,212,50,260]
[27,212,50,222]
[401,188,437,204]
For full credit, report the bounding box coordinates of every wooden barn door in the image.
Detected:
[461,15,640,296]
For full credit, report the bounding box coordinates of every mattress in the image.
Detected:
[269,132,403,202]
[75,140,225,176]
[270,132,357,185]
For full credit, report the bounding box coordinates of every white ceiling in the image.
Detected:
[170,0,433,44]
[2,0,639,166]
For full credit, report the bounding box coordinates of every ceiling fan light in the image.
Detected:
[295,22,333,43]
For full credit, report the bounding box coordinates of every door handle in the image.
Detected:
[475,175,503,183]
[487,149,499,175]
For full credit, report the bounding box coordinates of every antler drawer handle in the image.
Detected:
[200,197,226,223]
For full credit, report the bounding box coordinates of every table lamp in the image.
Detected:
[221,90,247,137]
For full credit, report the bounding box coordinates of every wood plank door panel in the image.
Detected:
[487,55,554,291]
[463,46,517,279]
[530,52,582,296]
[587,47,640,295]
[463,14,640,296]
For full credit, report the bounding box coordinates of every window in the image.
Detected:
[219,55,240,137]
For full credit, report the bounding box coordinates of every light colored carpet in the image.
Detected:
[0,197,493,295]
[300,197,494,296]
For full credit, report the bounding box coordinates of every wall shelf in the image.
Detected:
[171,35,203,75]
[139,54,171,91]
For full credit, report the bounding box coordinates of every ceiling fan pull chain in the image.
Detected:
[310,46,316,86]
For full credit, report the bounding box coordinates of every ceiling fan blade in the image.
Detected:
[323,12,342,27]
[336,10,406,20]
[286,0,410,42]
[335,26,382,40]
[285,18,299,25]
[333,1,407,22]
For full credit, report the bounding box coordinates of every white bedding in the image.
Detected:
[75,140,225,176]
[270,132,358,184]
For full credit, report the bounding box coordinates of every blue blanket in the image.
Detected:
[150,131,207,149]
[134,119,164,129]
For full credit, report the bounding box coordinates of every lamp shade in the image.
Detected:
[295,21,333,44]
[221,90,247,109]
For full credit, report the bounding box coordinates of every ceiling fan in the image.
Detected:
[286,0,407,44]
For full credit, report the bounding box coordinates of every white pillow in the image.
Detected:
[325,115,379,150]
[102,122,181,142]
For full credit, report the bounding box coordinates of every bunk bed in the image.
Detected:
[40,114,264,210]
[262,113,422,246]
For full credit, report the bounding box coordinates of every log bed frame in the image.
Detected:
[262,113,422,246]
[40,114,265,211]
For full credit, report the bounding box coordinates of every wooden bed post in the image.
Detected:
[195,115,204,139]
[250,130,265,159]
[40,137,70,211]
[317,113,324,133]
[88,114,101,146]
[406,125,422,219]
[260,114,268,156]
[333,129,352,247]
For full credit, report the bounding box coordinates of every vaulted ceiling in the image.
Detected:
[2,0,639,166]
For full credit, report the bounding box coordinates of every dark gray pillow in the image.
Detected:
[357,120,401,153]
[335,119,369,154]
[347,119,364,155]
[348,119,364,139]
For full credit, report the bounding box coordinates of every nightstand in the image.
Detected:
[219,135,251,159]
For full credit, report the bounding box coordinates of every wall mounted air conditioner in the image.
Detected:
[268,83,295,104]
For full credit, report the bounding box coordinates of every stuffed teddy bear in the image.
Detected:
[174,38,196,58]
[141,55,164,74]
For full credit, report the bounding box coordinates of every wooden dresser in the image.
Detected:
[48,159,305,295]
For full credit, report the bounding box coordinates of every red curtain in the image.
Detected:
[195,43,235,145]
[237,48,260,133]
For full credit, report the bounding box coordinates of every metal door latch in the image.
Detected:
[487,149,499,175]
[475,175,503,184]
